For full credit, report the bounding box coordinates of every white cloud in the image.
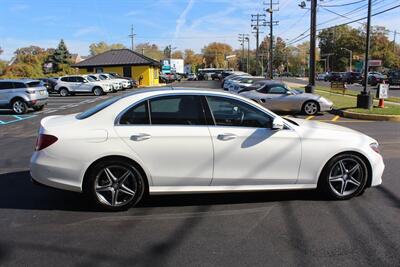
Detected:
[173,0,195,43]
[74,26,102,37]
[10,4,29,11]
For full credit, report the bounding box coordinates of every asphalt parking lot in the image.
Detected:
[0,80,399,266]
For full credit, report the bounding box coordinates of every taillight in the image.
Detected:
[35,134,58,151]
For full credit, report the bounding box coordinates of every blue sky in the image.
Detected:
[0,0,399,60]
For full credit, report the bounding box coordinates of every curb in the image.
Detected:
[332,109,400,122]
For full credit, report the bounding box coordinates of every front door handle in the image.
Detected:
[217,133,237,141]
[130,133,151,141]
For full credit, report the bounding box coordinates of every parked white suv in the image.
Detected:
[89,74,122,92]
[0,79,48,114]
[98,73,131,89]
[55,75,113,96]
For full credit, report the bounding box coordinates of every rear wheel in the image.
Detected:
[85,160,145,211]
[319,153,368,200]
[12,99,28,114]
[302,101,319,115]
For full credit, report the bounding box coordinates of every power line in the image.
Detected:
[319,0,366,8]
[251,14,267,75]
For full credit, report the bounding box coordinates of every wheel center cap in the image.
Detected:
[343,174,348,180]
[113,183,119,190]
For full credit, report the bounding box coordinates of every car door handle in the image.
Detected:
[130,133,151,141]
[217,133,237,141]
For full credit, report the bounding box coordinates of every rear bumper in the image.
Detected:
[27,98,48,107]
[319,102,333,112]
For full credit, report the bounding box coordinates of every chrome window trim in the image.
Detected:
[113,91,294,130]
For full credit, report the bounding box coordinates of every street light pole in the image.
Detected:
[341,48,352,71]
[357,0,373,109]
[245,37,250,73]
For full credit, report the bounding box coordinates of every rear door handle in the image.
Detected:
[130,133,151,141]
[217,133,237,141]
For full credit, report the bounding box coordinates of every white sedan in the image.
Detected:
[30,88,384,211]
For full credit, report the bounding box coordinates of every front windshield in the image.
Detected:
[89,75,99,81]
[99,75,107,80]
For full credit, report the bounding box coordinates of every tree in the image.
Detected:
[0,46,3,55]
[49,39,71,72]
[202,42,232,68]
[89,42,126,55]
[184,49,204,72]
[135,43,163,61]
[171,50,183,59]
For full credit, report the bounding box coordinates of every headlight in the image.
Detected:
[370,142,380,154]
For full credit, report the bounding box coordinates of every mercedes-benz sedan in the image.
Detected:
[30,88,384,211]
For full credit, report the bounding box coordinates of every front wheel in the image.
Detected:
[302,101,319,115]
[59,88,69,97]
[12,99,28,114]
[85,160,146,211]
[319,153,368,200]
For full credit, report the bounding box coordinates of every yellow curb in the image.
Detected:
[342,110,400,122]
[331,115,340,121]
[305,116,314,120]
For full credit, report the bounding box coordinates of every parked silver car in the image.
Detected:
[55,75,113,96]
[0,79,48,114]
[239,81,333,115]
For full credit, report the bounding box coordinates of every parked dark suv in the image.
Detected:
[388,70,400,87]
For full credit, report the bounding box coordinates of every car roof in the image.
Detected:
[0,79,40,83]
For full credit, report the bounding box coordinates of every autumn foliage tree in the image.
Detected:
[89,42,126,56]
[135,43,163,61]
[202,42,232,68]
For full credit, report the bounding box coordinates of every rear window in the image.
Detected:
[26,81,41,88]
[76,95,123,120]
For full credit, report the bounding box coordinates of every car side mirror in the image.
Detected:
[286,91,293,95]
[83,80,88,83]
[271,117,284,130]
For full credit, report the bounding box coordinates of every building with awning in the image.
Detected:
[72,49,160,86]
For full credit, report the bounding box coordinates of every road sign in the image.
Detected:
[377,83,389,99]
[368,60,382,67]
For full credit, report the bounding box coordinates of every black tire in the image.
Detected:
[84,159,146,211]
[93,87,103,96]
[33,105,44,111]
[318,153,368,200]
[11,99,28,114]
[59,88,69,97]
[302,100,319,115]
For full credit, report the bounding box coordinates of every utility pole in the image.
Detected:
[302,0,317,93]
[358,0,373,109]
[245,37,250,73]
[265,1,279,79]
[251,14,266,75]
[128,25,136,51]
[238,34,248,71]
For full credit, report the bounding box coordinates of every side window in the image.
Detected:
[13,82,27,89]
[257,85,269,94]
[149,95,205,125]
[252,82,264,88]
[206,96,271,128]
[0,82,13,90]
[119,101,149,125]
[76,76,85,83]
[268,85,287,94]
[60,77,69,82]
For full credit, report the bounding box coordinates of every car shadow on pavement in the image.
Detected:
[0,170,324,211]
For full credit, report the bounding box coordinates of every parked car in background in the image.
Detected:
[325,72,343,82]
[0,79,48,114]
[341,72,362,84]
[30,88,384,211]
[187,73,197,81]
[88,74,122,92]
[221,72,249,88]
[365,71,386,86]
[98,73,131,89]
[223,74,252,91]
[316,73,327,81]
[228,76,265,93]
[38,78,58,93]
[55,75,113,96]
[279,72,293,77]
[388,70,400,87]
[211,70,223,80]
[108,72,137,88]
[239,81,333,115]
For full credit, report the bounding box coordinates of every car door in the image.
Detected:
[114,94,214,186]
[75,76,92,92]
[262,85,295,111]
[205,95,301,186]
[0,82,13,106]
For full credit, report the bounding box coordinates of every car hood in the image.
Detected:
[288,118,377,143]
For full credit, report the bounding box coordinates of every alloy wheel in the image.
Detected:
[13,100,26,114]
[328,158,363,197]
[94,165,137,207]
[304,102,318,115]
